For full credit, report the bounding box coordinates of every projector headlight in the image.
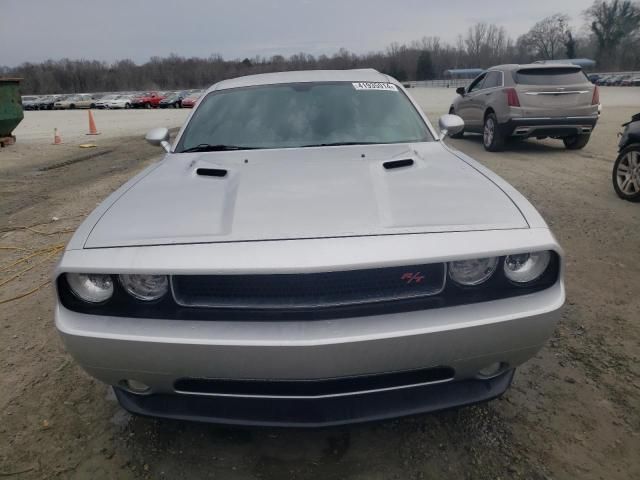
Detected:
[119,274,169,301]
[66,273,114,303]
[504,251,551,284]
[448,257,499,286]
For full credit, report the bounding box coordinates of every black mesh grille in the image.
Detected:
[171,263,446,309]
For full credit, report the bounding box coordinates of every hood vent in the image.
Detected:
[383,159,414,170]
[196,168,227,177]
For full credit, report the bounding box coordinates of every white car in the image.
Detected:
[55,70,564,427]
[96,94,133,109]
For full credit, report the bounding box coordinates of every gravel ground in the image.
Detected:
[0,88,638,479]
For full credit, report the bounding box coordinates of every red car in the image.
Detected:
[131,92,165,108]
[181,90,203,108]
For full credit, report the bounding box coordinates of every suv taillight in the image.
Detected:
[506,88,520,107]
[592,86,600,105]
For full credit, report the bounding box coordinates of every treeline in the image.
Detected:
[3,0,640,94]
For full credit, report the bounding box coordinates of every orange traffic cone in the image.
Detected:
[53,128,62,145]
[86,110,100,135]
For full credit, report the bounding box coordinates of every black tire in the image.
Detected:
[563,134,591,150]
[145,102,151,109]
[448,108,464,138]
[69,104,75,110]
[125,103,130,109]
[90,103,96,109]
[483,113,505,152]
[612,145,640,202]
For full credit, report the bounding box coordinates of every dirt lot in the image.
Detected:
[1,89,639,479]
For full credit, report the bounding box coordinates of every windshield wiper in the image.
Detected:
[180,144,257,153]
[300,141,380,148]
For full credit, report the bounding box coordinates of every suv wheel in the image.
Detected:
[613,146,640,202]
[563,134,591,150]
[483,113,504,152]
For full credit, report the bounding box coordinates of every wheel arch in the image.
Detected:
[484,107,496,122]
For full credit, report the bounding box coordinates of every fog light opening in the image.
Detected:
[120,379,151,394]
[477,362,508,379]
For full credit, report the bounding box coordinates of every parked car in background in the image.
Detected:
[588,74,600,84]
[95,94,119,108]
[159,91,188,108]
[620,76,634,86]
[613,112,640,202]
[131,92,164,108]
[106,94,134,109]
[450,63,599,151]
[94,94,133,109]
[54,94,96,109]
[54,69,564,427]
[34,95,63,110]
[21,95,38,104]
[181,90,202,108]
[22,96,41,110]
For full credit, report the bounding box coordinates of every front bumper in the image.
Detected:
[503,115,599,138]
[114,369,515,427]
[56,280,563,426]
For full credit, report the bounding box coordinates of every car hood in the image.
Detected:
[84,143,528,248]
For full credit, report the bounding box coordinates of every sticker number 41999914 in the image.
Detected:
[352,82,399,92]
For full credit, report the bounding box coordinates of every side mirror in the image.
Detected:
[456,87,466,96]
[145,127,171,153]
[438,114,465,140]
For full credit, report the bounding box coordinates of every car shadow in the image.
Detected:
[450,133,571,154]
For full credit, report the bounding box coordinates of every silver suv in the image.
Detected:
[450,63,599,151]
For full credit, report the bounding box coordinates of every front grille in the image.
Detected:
[174,366,455,398]
[171,263,446,309]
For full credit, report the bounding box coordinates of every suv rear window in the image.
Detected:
[514,68,588,85]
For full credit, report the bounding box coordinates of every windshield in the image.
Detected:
[176,82,432,151]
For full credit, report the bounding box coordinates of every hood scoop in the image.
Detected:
[196,167,228,177]
[383,159,414,170]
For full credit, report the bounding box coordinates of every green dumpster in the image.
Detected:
[0,77,24,147]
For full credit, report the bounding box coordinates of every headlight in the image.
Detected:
[504,251,551,284]
[66,273,114,303]
[119,274,169,301]
[448,257,499,286]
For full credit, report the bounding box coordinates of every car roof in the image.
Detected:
[489,63,582,72]
[210,69,390,92]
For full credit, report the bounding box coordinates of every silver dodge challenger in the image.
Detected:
[54,69,564,427]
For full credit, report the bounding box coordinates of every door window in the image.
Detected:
[467,73,487,93]
[482,71,502,89]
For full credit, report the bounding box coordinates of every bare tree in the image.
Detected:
[586,0,640,68]
[519,14,570,60]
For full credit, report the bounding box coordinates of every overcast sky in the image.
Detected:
[1,0,592,67]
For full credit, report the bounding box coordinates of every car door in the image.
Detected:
[457,73,487,130]
[473,71,503,123]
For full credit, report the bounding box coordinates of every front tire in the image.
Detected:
[483,113,505,152]
[563,134,591,150]
[613,146,640,202]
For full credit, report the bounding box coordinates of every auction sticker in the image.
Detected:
[352,82,398,92]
